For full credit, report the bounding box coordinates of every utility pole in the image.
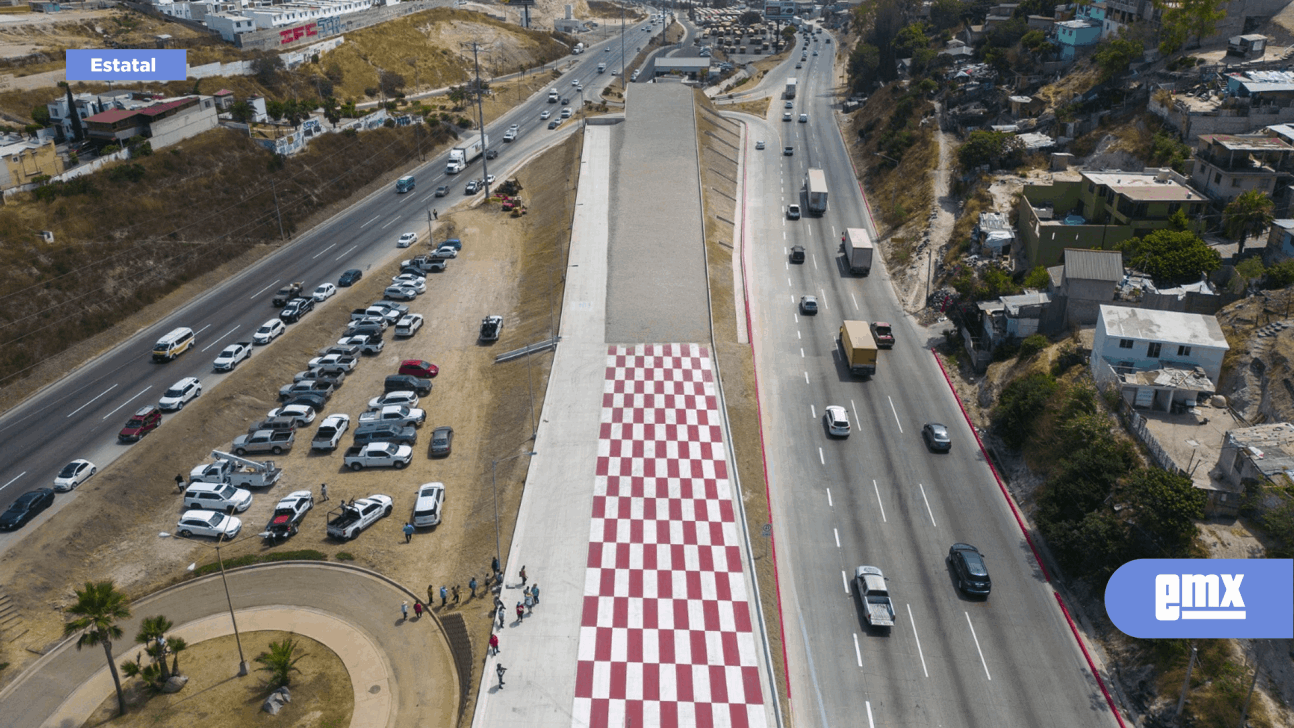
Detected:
[271,179,286,241]
[1237,642,1265,728]
[1175,644,1197,720]
[464,41,493,199]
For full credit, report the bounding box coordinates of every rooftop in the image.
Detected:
[1198,133,1294,152]
[1064,248,1123,282]
[1081,170,1202,202]
[1098,305,1230,349]
[1120,365,1217,393]
[1226,422,1294,480]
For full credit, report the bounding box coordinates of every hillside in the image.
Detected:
[1216,288,1294,424]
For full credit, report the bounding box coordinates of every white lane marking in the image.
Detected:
[834,528,840,548]
[967,612,992,680]
[820,290,829,311]
[360,214,380,228]
[67,384,118,418]
[801,348,805,358]
[194,324,211,336]
[826,488,833,507]
[797,330,801,340]
[312,242,337,259]
[888,396,903,433]
[841,570,850,594]
[873,479,887,522]
[832,225,837,239]
[804,371,810,384]
[200,325,240,352]
[908,604,929,677]
[812,253,818,270]
[850,399,860,426]
[335,245,358,261]
[851,292,859,310]
[249,279,281,300]
[0,471,26,492]
[811,404,817,418]
[919,483,937,527]
[787,277,792,287]
[866,701,876,728]
[101,386,152,420]
[853,633,863,667]
[380,214,403,229]
[818,447,824,465]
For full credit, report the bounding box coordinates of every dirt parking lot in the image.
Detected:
[0,133,581,708]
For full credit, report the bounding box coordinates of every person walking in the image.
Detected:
[414,601,424,618]
[440,585,449,606]
[524,592,534,615]
[469,576,478,597]
[175,474,185,491]
[515,602,525,623]
[320,483,328,502]
[432,209,439,220]
[496,663,506,689]
[450,585,460,604]
[491,556,500,578]
[401,601,409,620]
[428,584,435,605]
[531,584,540,606]
[496,606,505,629]
[403,522,415,543]
[520,565,528,587]
[489,633,500,656]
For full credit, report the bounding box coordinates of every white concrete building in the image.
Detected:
[1092,305,1230,385]
[243,0,371,30]
[207,12,257,41]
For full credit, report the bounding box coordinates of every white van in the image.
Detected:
[153,327,195,362]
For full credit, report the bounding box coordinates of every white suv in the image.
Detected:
[412,482,445,527]
[183,482,253,513]
[159,377,202,411]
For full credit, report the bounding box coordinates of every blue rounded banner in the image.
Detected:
[1105,559,1293,639]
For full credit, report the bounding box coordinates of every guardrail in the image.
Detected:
[493,336,560,363]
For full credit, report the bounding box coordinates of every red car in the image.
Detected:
[871,322,895,349]
[118,405,163,442]
[398,359,439,378]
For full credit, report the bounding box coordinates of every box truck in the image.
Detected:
[839,320,878,376]
[785,77,797,99]
[843,227,873,275]
[804,168,827,215]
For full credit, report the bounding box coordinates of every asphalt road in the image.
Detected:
[0,22,653,553]
[744,23,1119,728]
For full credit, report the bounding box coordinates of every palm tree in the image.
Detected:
[135,615,173,681]
[64,581,131,716]
[254,637,305,690]
[1223,189,1275,242]
[168,636,189,676]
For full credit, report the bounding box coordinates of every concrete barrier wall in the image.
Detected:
[236,0,442,51]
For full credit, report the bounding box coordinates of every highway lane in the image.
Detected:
[0,22,652,551]
[743,24,1117,728]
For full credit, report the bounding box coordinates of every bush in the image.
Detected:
[1018,334,1048,359]
[336,551,355,561]
[1125,468,1205,555]
[992,371,1058,449]
[107,163,146,184]
[191,549,327,577]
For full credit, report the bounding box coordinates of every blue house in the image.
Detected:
[1055,4,1105,60]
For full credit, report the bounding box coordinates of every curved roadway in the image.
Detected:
[0,563,457,728]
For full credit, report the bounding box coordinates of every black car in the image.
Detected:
[485,149,499,160]
[548,120,560,130]
[922,422,952,452]
[790,245,805,263]
[353,423,418,447]
[464,179,480,194]
[947,543,991,597]
[385,374,432,397]
[339,269,363,287]
[0,488,55,531]
[430,426,454,457]
[279,296,315,323]
[285,393,328,412]
[434,185,449,197]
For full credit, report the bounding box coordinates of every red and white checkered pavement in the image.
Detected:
[572,343,767,728]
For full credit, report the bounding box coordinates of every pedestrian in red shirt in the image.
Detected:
[489,633,500,655]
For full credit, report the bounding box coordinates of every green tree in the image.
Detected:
[1125,468,1205,554]
[135,615,173,681]
[957,129,1023,171]
[1023,265,1051,289]
[252,53,285,88]
[1119,229,1221,284]
[1155,0,1227,55]
[929,0,963,30]
[1018,334,1048,358]
[1148,131,1192,173]
[992,371,1058,449]
[229,101,254,124]
[847,42,881,92]
[168,636,189,676]
[59,81,84,142]
[1094,36,1144,81]
[738,9,761,24]
[1222,189,1275,242]
[1021,29,1048,52]
[1167,208,1191,231]
[1267,259,1294,288]
[893,22,930,58]
[1234,256,1266,289]
[64,581,132,716]
[31,105,50,125]
[255,636,305,690]
[1040,510,1130,578]
[379,70,406,98]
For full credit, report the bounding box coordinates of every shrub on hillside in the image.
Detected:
[992,371,1057,449]
[1018,334,1048,359]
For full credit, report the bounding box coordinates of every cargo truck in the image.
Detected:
[573,42,585,54]
[784,77,797,99]
[804,168,828,216]
[839,320,878,377]
[445,133,488,174]
[843,227,873,275]
[598,62,607,73]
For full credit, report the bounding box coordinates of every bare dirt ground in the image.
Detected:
[82,631,352,727]
[0,134,581,717]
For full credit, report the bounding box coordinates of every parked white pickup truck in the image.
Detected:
[311,414,350,452]
[326,495,393,540]
[343,442,413,470]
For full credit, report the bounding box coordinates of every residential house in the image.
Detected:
[242,0,371,30]
[82,96,219,150]
[1211,422,1294,516]
[1017,169,1207,267]
[45,90,134,143]
[206,12,256,42]
[1092,304,1229,386]
[976,291,1053,348]
[0,134,64,191]
[1227,33,1268,58]
[1152,70,1294,138]
[974,212,1015,257]
[1054,3,1103,60]
[1265,218,1294,264]
[1048,248,1123,325]
[1189,133,1294,203]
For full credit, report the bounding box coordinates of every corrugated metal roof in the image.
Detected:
[1064,248,1123,282]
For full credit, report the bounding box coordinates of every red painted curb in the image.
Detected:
[738,133,795,706]
[928,348,1050,582]
[1056,593,1130,728]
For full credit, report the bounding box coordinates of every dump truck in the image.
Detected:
[854,565,895,631]
[445,133,488,174]
[784,77,797,99]
[839,320,878,377]
[804,168,828,216]
[272,282,304,307]
[843,227,873,275]
[209,450,282,488]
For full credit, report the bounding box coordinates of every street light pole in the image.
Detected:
[215,536,249,676]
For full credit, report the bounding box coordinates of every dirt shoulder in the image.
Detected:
[0,134,580,711]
